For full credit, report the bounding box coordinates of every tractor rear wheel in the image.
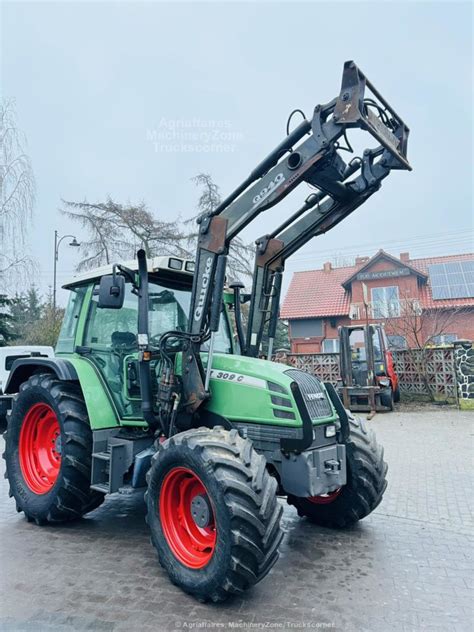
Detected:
[3,373,104,524]
[145,426,283,602]
[287,415,387,528]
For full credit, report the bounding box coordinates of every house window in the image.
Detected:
[290,318,323,338]
[371,286,400,318]
[431,334,457,345]
[322,338,339,353]
[387,335,407,350]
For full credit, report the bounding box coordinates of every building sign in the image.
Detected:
[356,268,411,281]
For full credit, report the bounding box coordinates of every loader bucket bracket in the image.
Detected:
[334,61,411,171]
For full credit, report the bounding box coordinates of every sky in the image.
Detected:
[1,0,473,306]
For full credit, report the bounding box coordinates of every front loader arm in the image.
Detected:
[245,137,410,357]
[179,60,410,413]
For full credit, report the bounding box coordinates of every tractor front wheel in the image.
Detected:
[287,415,387,528]
[3,373,104,524]
[146,427,283,602]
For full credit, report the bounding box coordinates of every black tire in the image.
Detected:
[3,373,104,524]
[379,387,394,411]
[145,426,283,602]
[393,385,401,403]
[287,415,387,528]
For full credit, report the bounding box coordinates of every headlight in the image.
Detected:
[168,257,183,270]
[378,378,390,387]
[325,424,336,438]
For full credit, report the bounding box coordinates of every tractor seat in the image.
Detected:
[111,331,137,350]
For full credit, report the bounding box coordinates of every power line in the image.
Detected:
[289,229,473,258]
[288,232,473,263]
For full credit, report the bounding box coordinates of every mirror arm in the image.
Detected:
[115,264,136,287]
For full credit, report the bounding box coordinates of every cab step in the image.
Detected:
[90,429,155,495]
[91,442,128,494]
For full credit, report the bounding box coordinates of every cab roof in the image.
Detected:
[62,255,195,289]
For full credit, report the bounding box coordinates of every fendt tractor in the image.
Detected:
[2,62,410,602]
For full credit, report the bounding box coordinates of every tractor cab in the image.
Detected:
[338,324,399,413]
[57,256,233,419]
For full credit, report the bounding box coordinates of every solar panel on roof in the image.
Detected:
[428,260,474,299]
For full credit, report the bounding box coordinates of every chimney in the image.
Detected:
[355,256,370,265]
[400,252,410,263]
[323,261,332,273]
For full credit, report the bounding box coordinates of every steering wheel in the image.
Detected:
[149,333,183,352]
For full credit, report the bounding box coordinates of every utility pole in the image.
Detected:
[53,231,80,311]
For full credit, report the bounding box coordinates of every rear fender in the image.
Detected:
[5,356,120,431]
[4,357,78,394]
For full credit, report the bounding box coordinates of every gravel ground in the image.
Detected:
[1,405,473,632]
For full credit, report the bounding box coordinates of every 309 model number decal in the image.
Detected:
[209,370,267,389]
[213,371,243,382]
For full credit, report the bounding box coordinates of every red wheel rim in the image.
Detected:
[19,403,62,494]
[159,467,216,569]
[307,488,342,505]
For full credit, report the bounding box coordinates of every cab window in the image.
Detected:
[56,285,88,353]
[82,278,232,418]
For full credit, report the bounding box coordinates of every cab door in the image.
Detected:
[82,281,144,418]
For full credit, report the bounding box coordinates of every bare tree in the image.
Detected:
[62,198,188,270]
[0,99,35,284]
[185,174,254,283]
[383,290,465,348]
[383,289,467,400]
[62,174,255,280]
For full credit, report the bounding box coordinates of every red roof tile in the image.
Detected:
[281,264,359,319]
[281,252,474,319]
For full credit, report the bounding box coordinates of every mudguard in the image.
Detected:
[4,357,79,394]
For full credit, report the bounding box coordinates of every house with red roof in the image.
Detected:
[281,251,474,353]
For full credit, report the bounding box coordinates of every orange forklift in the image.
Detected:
[338,324,400,413]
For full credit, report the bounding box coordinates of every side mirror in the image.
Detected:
[98,274,125,309]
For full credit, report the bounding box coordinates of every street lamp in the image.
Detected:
[53,230,81,311]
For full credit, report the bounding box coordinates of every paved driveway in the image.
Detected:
[1,406,473,631]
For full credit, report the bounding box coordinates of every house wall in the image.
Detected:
[289,316,351,353]
[350,259,420,306]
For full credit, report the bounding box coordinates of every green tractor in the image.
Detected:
[1,62,410,602]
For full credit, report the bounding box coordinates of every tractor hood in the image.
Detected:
[202,353,338,428]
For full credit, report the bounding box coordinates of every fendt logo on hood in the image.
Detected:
[194,256,213,321]
[306,392,325,401]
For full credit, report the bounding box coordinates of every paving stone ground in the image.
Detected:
[1,405,473,632]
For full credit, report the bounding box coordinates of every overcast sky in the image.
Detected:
[1,0,472,305]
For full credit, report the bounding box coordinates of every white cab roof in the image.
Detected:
[62,255,194,288]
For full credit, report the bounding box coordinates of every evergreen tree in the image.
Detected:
[0,295,17,346]
[9,285,42,342]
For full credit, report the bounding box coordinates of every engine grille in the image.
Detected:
[284,369,332,419]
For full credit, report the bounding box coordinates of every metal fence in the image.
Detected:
[275,346,457,400]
